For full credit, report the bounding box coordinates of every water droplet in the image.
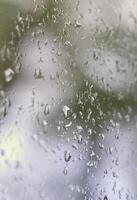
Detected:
[89,151,95,158]
[64,150,71,162]
[109,146,113,155]
[63,167,68,175]
[42,120,48,127]
[65,121,72,129]
[4,68,15,82]
[64,40,72,47]
[0,91,10,118]
[62,105,70,118]
[76,125,83,133]
[72,143,78,150]
[44,104,50,116]
[104,196,108,200]
[74,20,82,28]
[34,68,44,79]
[77,135,83,144]
[31,134,38,141]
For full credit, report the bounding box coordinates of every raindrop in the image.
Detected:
[42,119,48,133]
[76,125,83,133]
[42,119,48,127]
[74,20,82,28]
[4,68,15,82]
[62,105,70,118]
[72,143,78,150]
[14,62,21,74]
[89,151,95,158]
[77,134,83,144]
[63,167,68,175]
[31,134,38,141]
[34,68,44,79]
[104,195,108,200]
[108,146,113,155]
[0,90,10,118]
[64,150,71,162]
[44,104,50,116]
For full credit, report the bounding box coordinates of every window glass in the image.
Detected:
[0,0,137,199]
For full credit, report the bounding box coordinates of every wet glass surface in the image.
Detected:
[0,0,137,199]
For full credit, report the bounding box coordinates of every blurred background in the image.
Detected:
[0,0,137,199]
